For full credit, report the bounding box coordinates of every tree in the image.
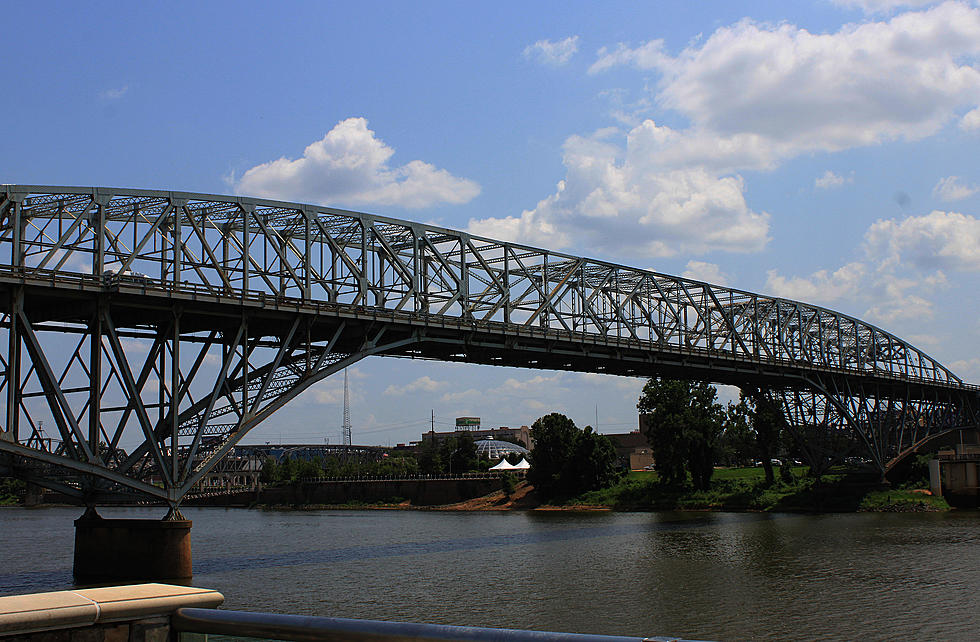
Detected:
[719,399,757,467]
[740,391,785,485]
[527,413,579,497]
[417,438,443,475]
[570,426,622,494]
[527,413,623,499]
[440,433,478,474]
[637,378,724,490]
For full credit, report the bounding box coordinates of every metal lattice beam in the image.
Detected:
[0,185,977,504]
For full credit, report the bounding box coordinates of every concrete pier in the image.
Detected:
[74,515,192,584]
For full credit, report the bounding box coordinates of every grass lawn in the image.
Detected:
[570,465,947,513]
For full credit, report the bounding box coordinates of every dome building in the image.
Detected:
[474,437,529,460]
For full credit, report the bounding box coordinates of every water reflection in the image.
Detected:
[1,507,977,641]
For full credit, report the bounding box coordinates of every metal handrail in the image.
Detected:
[172,607,701,642]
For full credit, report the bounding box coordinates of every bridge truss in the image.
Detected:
[0,186,976,506]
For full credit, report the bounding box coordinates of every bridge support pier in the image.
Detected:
[73,510,192,584]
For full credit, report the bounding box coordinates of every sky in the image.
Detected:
[3,0,980,447]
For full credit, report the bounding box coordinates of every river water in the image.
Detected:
[1,506,978,641]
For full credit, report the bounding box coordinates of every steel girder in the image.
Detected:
[0,185,976,502]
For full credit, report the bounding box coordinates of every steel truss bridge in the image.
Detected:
[0,185,976,509]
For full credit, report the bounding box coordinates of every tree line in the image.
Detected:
[638,378,794,490]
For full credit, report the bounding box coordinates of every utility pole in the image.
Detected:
[342,368,352,446]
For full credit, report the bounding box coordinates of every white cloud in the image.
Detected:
[815,170,853,190]
[523,36,580,66]
[765,262,867,304]
[764,261,942,324]
[307,367,366,405]
[962,107,980,131]
[236,118,480,209]
[763,209,980,325]
[384,376,447,396]
[681,260,732,285]
[590,40,670,74]
[832,0,944,14]
[949,356,980,380]
[498,4,980,260]
[100,86,128,100]
[933,175,978,201]
[592,3,980,156]
[866,209,980,271]
[440,373,569,406]
[468,123,770,256]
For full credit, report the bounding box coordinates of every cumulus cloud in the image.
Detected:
[236,118,480,209]
[765,261,943,324]
[815,170,853,190]
[764,209,980,325]
[933,175,979,201]
[865,209,980,271]
[949,356,980,380]
[765,262,867,304]
[962,107,980,130]
[592,3,980,156]
[681,260,732,285]
[492,4,980,260]
[523,36,580,66]
[384,376,447,396]
[468,123,770,255]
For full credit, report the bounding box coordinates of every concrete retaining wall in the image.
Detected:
[186,477,501,507]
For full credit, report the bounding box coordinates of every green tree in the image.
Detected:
[440,432,479,474]
[527,413,579,497]
[260,457,280,484]
[527,413,623,499]
[637,378,724,490]
[741,391,784,486]
[719,399,757,467]
[571,426,622,493]
[417,438,443,474]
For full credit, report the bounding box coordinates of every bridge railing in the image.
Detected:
[2,263,976,394]
[171,607,702,642]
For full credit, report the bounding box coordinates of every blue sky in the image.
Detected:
[3,0,980,446]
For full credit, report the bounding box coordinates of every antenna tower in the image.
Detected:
[342,368,352,446]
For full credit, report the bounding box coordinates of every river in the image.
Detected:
[1,506,978,641]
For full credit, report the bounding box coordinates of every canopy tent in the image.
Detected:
[489,457,531,472]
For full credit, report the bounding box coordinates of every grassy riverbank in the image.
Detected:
[566,467,949,512]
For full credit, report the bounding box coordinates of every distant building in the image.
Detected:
[604,429,653,470]
[420,417,533,450]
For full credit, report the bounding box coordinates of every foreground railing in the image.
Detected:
[172,607,702,642]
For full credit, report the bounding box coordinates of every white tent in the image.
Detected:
[512,458,531,470]
[489,458,517,471]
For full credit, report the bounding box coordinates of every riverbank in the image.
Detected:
[572,469,950,513]
[1,466,952,513]
[267,468,951,513]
